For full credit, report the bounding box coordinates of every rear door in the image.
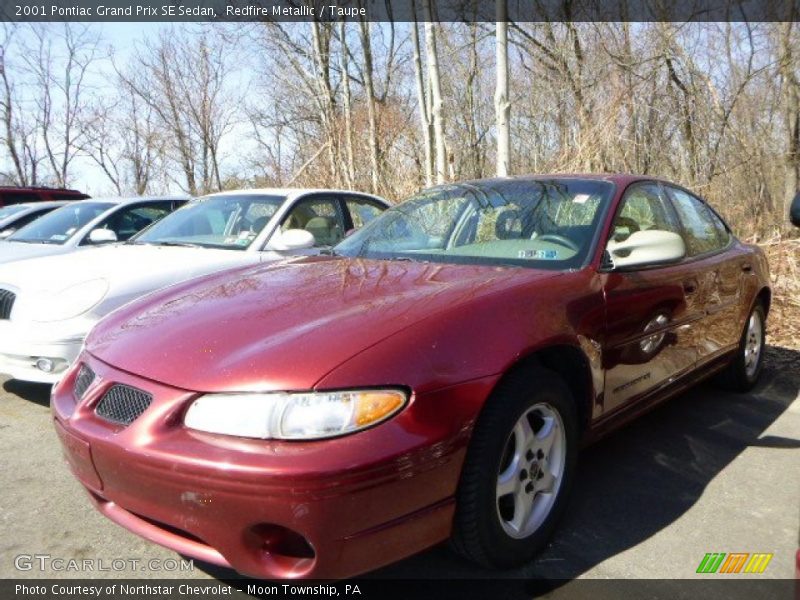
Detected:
[601,182,704,414]
[663,185,744,363]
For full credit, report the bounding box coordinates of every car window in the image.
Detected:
[89,202,175,243]
[2,207,54,232]
[280,197,346,247]
[611,184,682,243]
[0,205,29,219]
[7,202,114,245]
[133,194,285,250]
[666,188,726,256]
[336,179,614,270]
[345,197,385,230]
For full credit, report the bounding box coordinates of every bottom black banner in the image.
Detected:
[2,579,797,600]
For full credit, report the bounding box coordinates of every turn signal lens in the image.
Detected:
[354,391,405,426]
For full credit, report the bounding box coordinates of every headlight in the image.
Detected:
[184,389,407,440]
[30,279,109,322]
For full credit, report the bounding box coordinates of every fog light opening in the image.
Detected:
[34,357,67,374]
[35,358,54,373]
[245,524,316,575]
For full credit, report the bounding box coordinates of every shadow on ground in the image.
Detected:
[190,347,799,593]
[3,379,51,408]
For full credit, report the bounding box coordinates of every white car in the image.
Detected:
[0,196,189,265]
[0,188,388,383]
[0,201,70,239]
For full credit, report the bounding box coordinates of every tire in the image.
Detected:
[715,302,766,392]
[451,366,578,569]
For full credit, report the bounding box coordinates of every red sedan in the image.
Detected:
[52,175,770,579]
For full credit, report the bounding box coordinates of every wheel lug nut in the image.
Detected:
[526,449,534,461]
[537,449,544,459]
[519,469,527,481]
[525,482,534,493]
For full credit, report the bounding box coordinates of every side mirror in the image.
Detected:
[267,228,316,251]
[791,191,800,227]
[607,230,686,270]
[0,229,14,239]
[88,229,118,244]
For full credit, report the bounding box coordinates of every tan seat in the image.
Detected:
[305,216,342,246]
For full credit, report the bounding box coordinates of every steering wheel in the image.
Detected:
[612,216,640,241]
[537,234,579,252]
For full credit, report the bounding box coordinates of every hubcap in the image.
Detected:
[743,312,763,379]
[496,403,566,539]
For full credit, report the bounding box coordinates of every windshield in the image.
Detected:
[335,179,614,270]
[133,194,286,250]
[0,205,28,220]
[8,202,114,245]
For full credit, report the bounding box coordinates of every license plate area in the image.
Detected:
[53,419,103,491]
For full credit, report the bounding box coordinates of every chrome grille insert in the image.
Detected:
[0,289,15,320]
[95,384,153,426]
[73,364,95,400]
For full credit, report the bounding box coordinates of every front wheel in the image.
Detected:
[715,302,766,392]
[451,367,578,568]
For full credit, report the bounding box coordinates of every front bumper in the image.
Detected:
[0,320,87,383]
[51,352,493,579]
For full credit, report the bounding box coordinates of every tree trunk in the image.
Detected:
[358,19,380,194]
[495,0,511,176]
[423,8,447,184]
[338,21,355,187]
[411,16,433,187]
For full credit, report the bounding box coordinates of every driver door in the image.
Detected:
[601,183,702,415]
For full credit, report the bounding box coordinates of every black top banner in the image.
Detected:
[2,0,800,23]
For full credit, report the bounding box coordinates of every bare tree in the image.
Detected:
[22,24,102,187]
[423,6,447,184]
[121,26,238,195]
[495,0,510,176]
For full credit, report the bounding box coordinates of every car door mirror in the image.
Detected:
[607,230,686,270]
[791,191,800,227]
[267,228,316,251]
[88,228,118,244]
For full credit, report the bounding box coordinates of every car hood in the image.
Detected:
[0,241,68,265]
[87,257,559,393]
[0,244,264,319]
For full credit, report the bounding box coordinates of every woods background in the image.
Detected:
[0,18,798,345]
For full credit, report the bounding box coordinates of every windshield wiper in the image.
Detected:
[153,241,205,248]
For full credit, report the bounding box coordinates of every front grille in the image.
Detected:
[95,384,153,426]
[0,288,15,319]
[73,364,95,400]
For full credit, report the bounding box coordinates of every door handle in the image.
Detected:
[741,262,753,273]
[683,281,697,294]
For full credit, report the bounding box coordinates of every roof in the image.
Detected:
[73,195,190,206]
[457,173,659,188]
[10,201,69,210]
[208,188,386,201]
[0,186,85,193]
